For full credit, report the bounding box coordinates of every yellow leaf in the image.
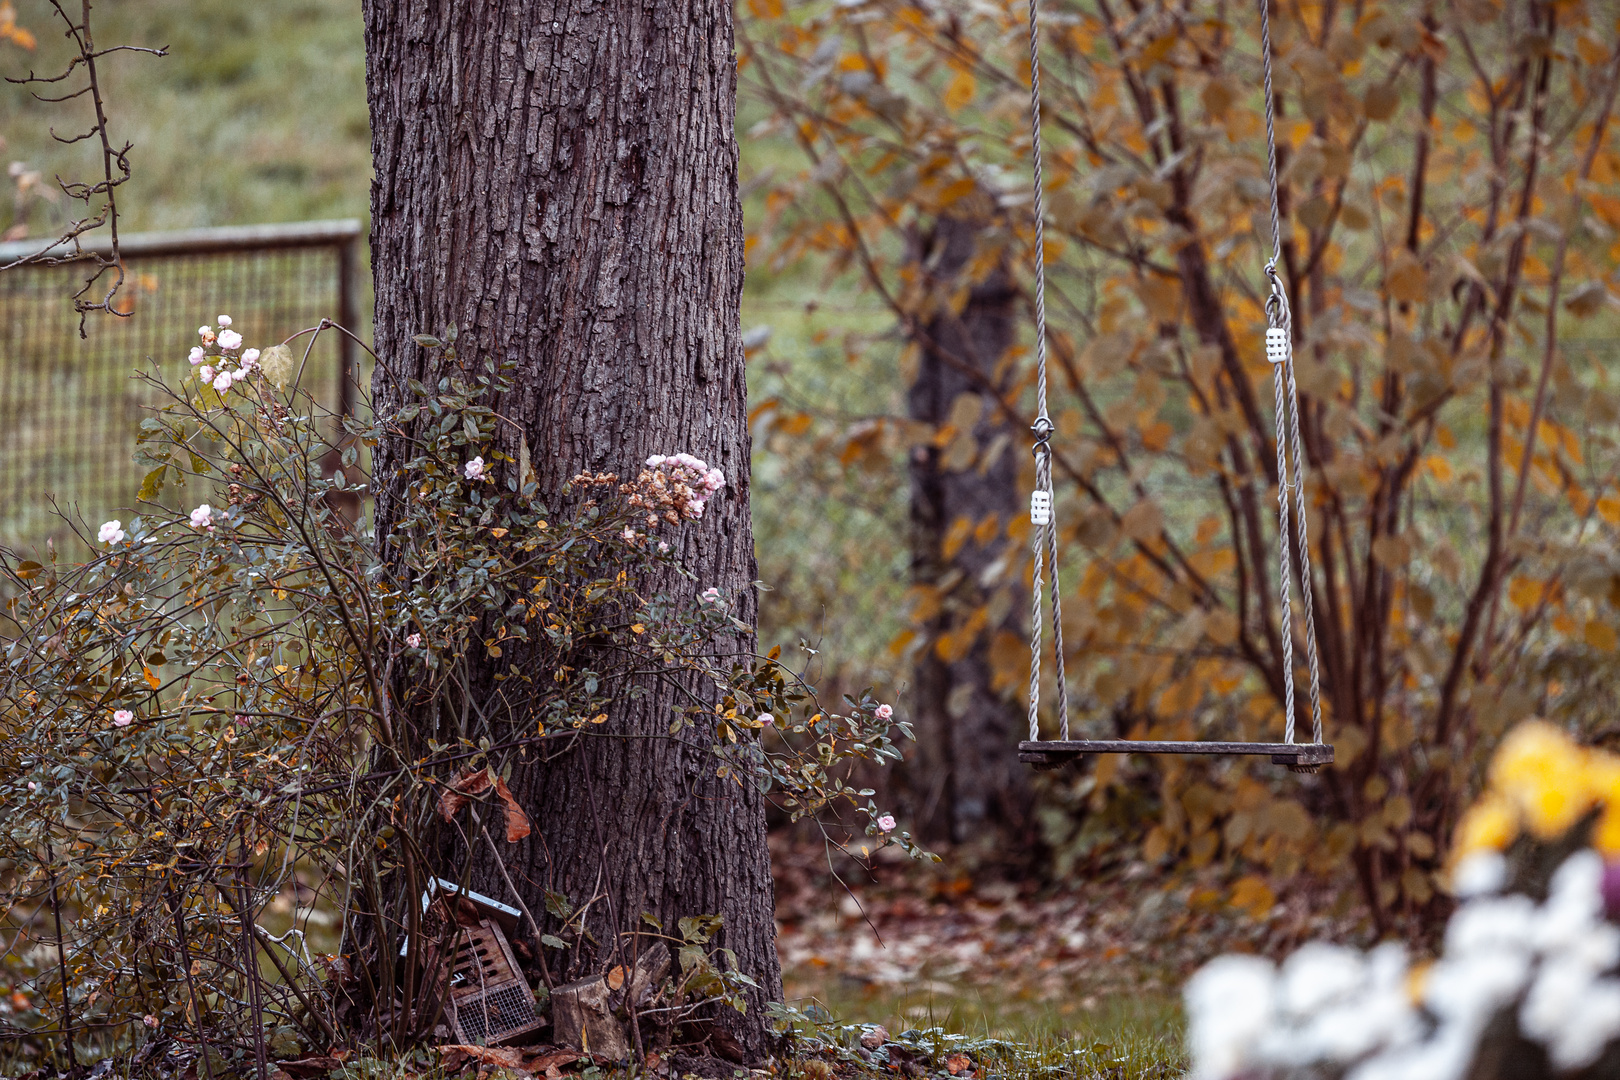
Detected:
[943,67,976,114]
[1363,83,1400,120]
[258,344,296,390]
[143,666,160,690]
[1577,32,1610,67]
[1586,620,1617,652]
[1598,495,1620,524]
[631,623,646,635]
[1423,455,1453,482]
[1229,875,1276,919]
[1507,576,1544,611]
[1120,498,1163,542]
[1384,251,1428,304]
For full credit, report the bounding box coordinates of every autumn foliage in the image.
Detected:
[740,0,1620,931]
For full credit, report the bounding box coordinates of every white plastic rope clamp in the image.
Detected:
[1031,490,1052,526]
[1266,327,1290,365]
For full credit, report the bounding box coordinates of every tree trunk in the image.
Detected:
[905,212,1032,847]
[362,0,780,1059]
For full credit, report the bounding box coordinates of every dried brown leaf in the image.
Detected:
[496,776,532,842]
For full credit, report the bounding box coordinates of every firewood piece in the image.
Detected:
[628,941,671,1006]
[552,975,630,1059]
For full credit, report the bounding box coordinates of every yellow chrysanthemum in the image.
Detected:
[1452,792,1518,857]
[1584,751,1620,807]
[1489,719,1596,838]
[1594,802,1620,858]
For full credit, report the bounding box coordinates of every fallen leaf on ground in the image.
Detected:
[438,1044,525,1070]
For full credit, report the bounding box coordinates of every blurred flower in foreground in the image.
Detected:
[1186,718,1620,1080]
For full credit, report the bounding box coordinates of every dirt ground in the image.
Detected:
[768,831,1366,1037]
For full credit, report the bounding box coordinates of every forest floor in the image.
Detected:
[768,832,1369,1078]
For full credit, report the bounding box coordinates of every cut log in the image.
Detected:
[552,975,630,1060]
[628,941,671,1007]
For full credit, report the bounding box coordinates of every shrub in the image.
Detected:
[0,320,920,1067]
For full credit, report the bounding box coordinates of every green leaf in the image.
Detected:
[412,334,442,348]
[540,934,569,950]
[138,466,167,502]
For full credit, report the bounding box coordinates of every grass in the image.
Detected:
[770,992,1184,1080]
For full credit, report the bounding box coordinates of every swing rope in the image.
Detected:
[1023,0,1068,744]
[1023,0,1324,750]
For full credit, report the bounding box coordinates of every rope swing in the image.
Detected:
[1018,0,1331,774]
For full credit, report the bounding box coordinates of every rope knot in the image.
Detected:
[1030,415,1055,451]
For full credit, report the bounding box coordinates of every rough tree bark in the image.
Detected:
[905,212,1032,847]
[362,0,780,1058]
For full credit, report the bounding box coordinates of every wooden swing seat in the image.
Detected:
[1018,739,1334,770]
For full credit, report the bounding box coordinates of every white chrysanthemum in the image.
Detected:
[1423,949,1533,1029]
[1544,977,1620,1070]
[1344,1021,1479,1080]
[1523,956,1598,1044]
[1452,850,1507,898]
[1534,850,1607,955]
[1444,894,1536,957]
[1278,942,1367,1019]
[1184,955,1276,1080]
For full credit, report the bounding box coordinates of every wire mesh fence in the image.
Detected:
[0,220,364,554]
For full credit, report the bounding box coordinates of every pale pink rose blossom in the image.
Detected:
[658,541,670,554]
[406,633,422,648]
[26,782,35,792]
[217,328,243,351]
[877,814,896,832]
[213,371,233,392]
[216,315,232,328]
[189,346,206,365]
[189,504,214,529]
[757,713,774,727]
[112,709,134,727]
[241,348,260,368]
[464,456,486,481]
[198,365,215,383]
[874,703,893,721]
[98,520,125,544]
[701,587,721,604]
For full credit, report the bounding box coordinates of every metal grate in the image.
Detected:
[0,220,363,553]
[447,919,544,1045]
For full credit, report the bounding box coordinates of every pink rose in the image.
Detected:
[874,703,893,721]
